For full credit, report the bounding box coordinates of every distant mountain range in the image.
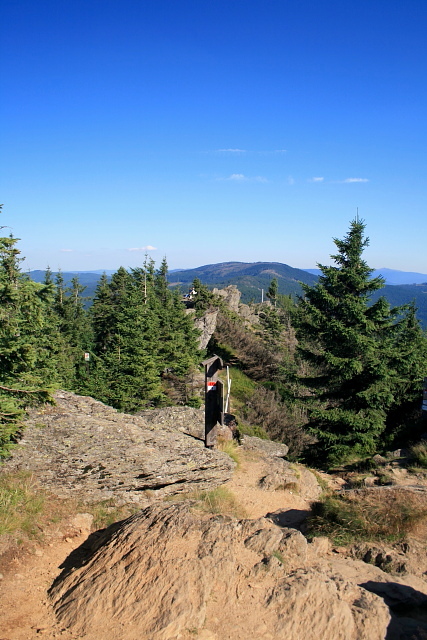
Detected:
[28,262,427,328]
[168,262,318,298]
[304,267,427,286]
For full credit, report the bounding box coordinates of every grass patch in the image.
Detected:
[173,486,247,519]
[0,470,140,546]
[271,550,285,564]
[307,488,427,546]
[193,487,247,518]
[237,421,269,440]
[410,442,427,468]
[226,367,256,404]
[0,472,45,537]
[83,499,138,529]
[309,469,330,495]
[217,438,241,468]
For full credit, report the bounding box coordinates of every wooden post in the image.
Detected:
[202,355,224,448]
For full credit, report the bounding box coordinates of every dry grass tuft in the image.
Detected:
[170,486,247,519]
[308,488,427,545]
[0,472,45,537]
[217,438,241,468]
[193,486,248,518]
[410,442,427,469]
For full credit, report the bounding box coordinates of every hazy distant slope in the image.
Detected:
[371,284,427,328]
[305,267,427,285]
[29,270,104,300]
[169,261,318,301]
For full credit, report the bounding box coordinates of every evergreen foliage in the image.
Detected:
[266,277,278,306]
[0,225,59,455]
[0,213,202,454]
[191,277,217,316]
[296,220,427,466]
[90,259,201,411]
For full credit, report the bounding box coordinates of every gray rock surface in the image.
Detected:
[2,391,235,506]
[192,309,219,349]
[212,284,241,312]
[137,404,205,439]
[241,434,289,458]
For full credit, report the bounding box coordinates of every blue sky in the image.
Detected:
[1,0,426,272]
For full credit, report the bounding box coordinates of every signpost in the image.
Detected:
[202,355,224,448]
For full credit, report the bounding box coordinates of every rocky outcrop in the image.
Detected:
[3,391,234,505]
[241,434,289,458]
[192,308,219,349]
[212,284,241,312]
[138,404,205,439]
[49,502,391,640]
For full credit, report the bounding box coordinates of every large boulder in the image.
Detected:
[49,502,390,640]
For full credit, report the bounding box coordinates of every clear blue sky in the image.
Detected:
[1,0,426,272]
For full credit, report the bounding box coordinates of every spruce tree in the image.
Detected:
[266,277,278,307]
[103,267,163,410]
[0,228,60,454]
[296,219,427,466]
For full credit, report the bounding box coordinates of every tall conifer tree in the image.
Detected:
[0,224,62,454]
[297,219,427,465]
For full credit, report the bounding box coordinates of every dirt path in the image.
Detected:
[0,453,311,640]
[225,455,311,520]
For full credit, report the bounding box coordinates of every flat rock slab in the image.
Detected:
[2,391,235,505]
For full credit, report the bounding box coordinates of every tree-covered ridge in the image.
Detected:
[29,265,427,329]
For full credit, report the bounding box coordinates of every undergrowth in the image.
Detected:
[0,472,45,537]
[307,488,427,545]
[410,442,427,469]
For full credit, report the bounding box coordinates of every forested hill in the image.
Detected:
[170,262,427,327]
[169,261,318,301]
[29,263,427,328]
[371,284,427,329]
